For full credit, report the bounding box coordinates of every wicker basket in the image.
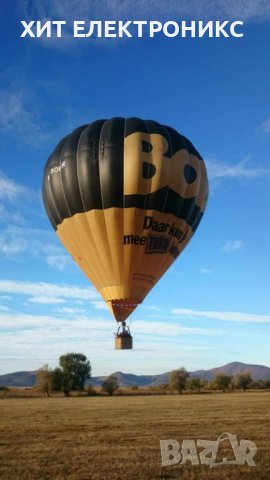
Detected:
[115,335,133,350]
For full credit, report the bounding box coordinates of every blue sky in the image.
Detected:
[0,0,270,376]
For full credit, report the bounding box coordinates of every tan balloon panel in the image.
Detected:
[42,118,208,322]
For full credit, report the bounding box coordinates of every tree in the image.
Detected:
[35,364,50,397]
[252,379,264,389]
[59,353,91,396]
[187,377,203,393]
[0,386,9,396]
[264,379,270,389]
[102,375,119,396]
[49,367,64,391]
[203,380,212,390]
[214,372,232,392]
[234,373,253,392]
[86,385,97,396]
[169,368,189,394]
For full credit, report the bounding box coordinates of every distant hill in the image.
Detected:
[0,371,37,387]
[189,362,270,382]
[1,362,270,388]
[91,362,270,387]
[90,371,170,388]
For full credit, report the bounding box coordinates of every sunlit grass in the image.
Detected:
[0,392,269,479]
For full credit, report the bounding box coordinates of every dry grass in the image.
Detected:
[0,392,269,480]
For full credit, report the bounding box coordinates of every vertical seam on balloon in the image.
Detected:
[175,136,190,220]
[131,119,155,299]
[183,153,201,250]
[144,121,172,283]
[47,146,65,225]
[108,117,125,292]
[79,122,112,290]
[59,140,72,219]
[123,117,138,304]
[53,134,99,287]
[58,130,94,284]
[44,175,61,227]
[98,121,106,215]
[58,128,103,289]
[143,119,152,212]
[174,135,197,254]
[118,118,125,291]
[192,160,208,233]
[122,117,127,300]
[74,126,104,288]
[160,124,173,214]
[152,123,176,278]
[124,118,148,306]
[185,149,202,239]
[98,119,115,292]
[76,128,86,214]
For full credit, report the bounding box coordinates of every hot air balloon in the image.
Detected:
[42,117,208,349]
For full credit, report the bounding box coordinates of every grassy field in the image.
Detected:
[0,392,269,480]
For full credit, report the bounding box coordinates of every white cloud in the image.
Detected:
[0,171,27,201]
[0,311,223,341]
[28,296,66,304]
[261,116,270,133]
[46,254,72,271]
[0,312,113,373]
[0,305,10,311]
[0,90,49,145]
[55,307,86,314]
[0,226,35,257]
[132,320,223,336]
[0,312,113,334]
[222,240,244,252]
[0,225,71,270]
[171,308,270,323]
[0,173,41,231]
[199,268,211,274]
[5,210,27,226]
[2,308,266,376]
[140,305,161,311]
[0,235,27,255]
[91,300,109,310]
[206,158,269,180]
[0,279,99,301]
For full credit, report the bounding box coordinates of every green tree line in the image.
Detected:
[31,358,270,397]
[34,353,120,397]
[35,353,91,397]
[169,368,266,393]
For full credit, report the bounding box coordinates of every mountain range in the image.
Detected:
[0,362,270,387]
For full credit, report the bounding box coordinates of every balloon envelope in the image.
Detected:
[42,117,208,322]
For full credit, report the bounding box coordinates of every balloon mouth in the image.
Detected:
[108,299,140,322]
